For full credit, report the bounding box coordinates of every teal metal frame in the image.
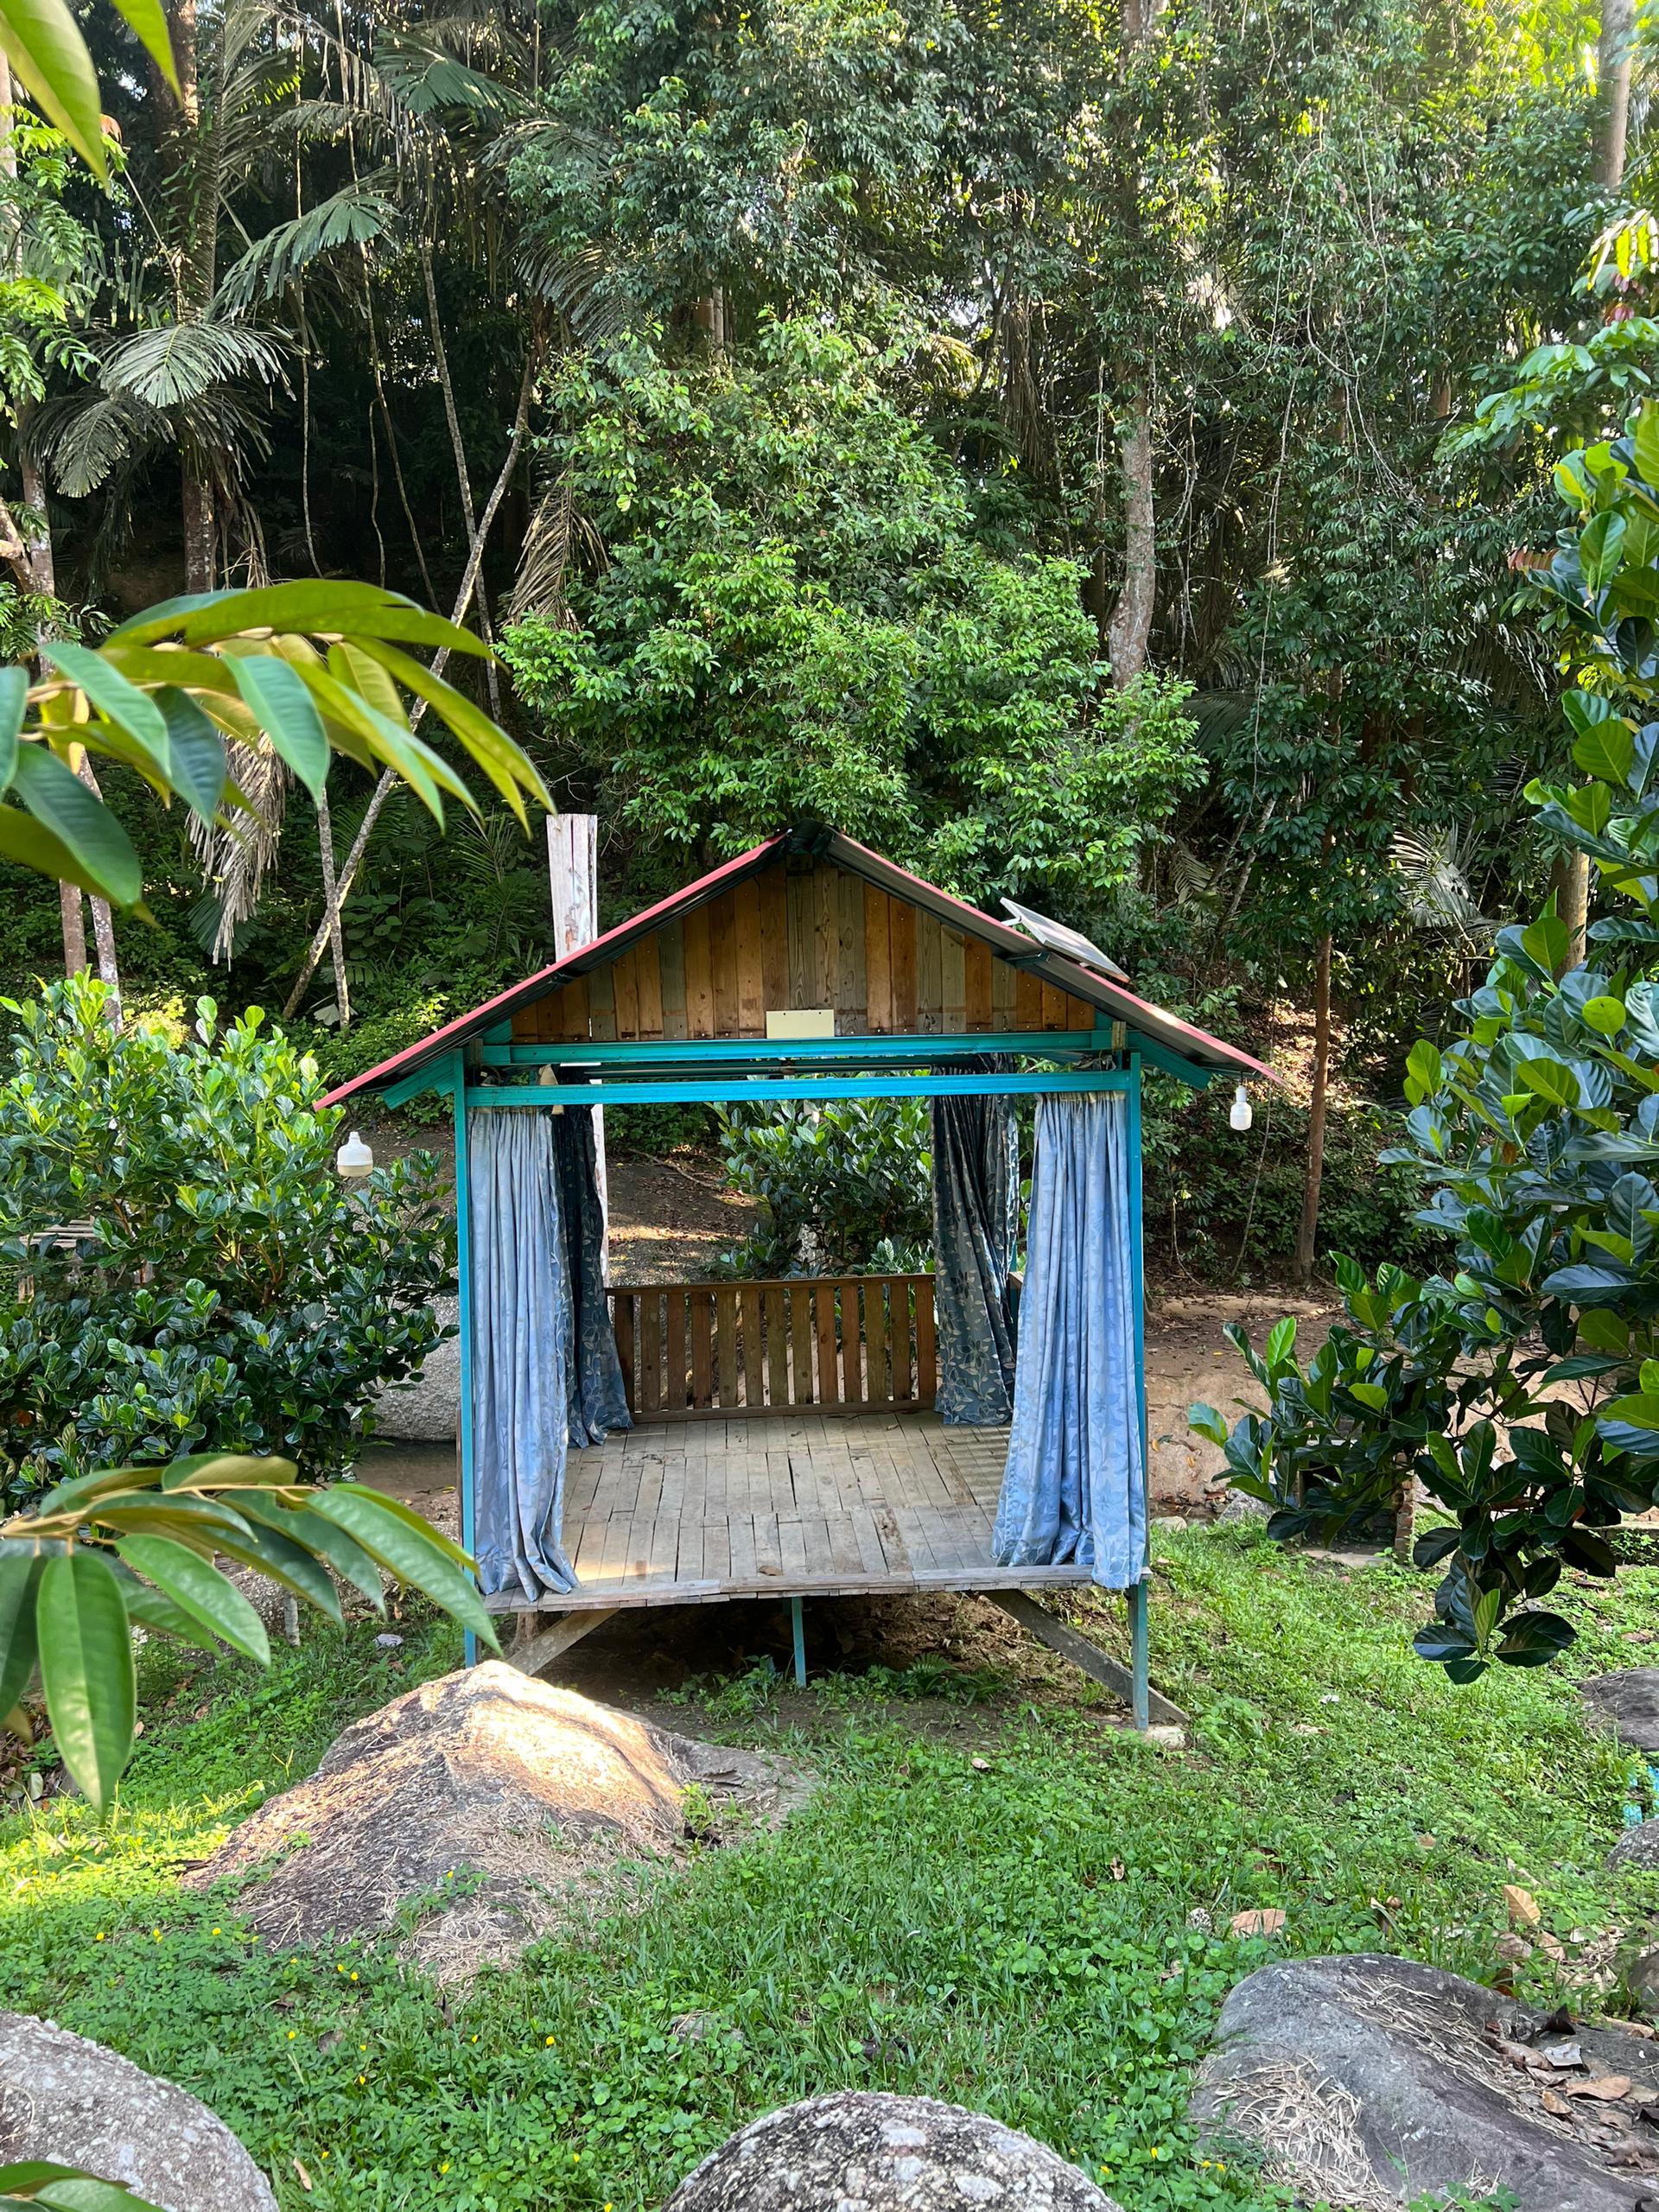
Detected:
[402,1034,1158,1726]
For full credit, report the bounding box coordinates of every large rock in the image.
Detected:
[1611,1820,1659,1875]
[664,2094,1124,2212]
[370,1294,459,1442]
[0,2010,276,2212]
[1191,1953,1659,2210]
[1584,1671,1659,1754]
[188,1662,805,1980]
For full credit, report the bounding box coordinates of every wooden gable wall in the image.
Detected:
[509,856,1101,1044]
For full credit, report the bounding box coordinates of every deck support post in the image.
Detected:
[448,1048,479,1668]
[1128,1580,1150,1731]
[789,1595,806,1688]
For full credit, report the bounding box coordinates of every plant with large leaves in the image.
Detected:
[1192,396,1659,1680]
[1,2164,162,2212]
[0,1446,499,1815]
[0,577,547,908]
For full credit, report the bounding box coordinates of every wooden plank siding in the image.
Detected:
[509,858,1101,1044]
[607,1274,938,1421]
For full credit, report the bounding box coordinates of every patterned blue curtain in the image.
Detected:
[467,1106,630,1603]
[930,1094,1020,1424]
[551,1107,632,1446]
[992,1092,1146,1589]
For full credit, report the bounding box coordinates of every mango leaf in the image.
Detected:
[0,668,25,798]
[35,2183,162,2212]
[36,1552,134,1816]
[113,1534,270,1664]
[251,1502,387,1610]
[0,1554,41,1717]
[335,1481,474,1567]
[114,582,490,655]
[152,690,227,825]
[0,0,108,176]
[8,750,142,906]
[108,0,179,92]
[158,1452,297,1491]
[211,1518,343,1626]
[308,1486,497,1646]
[41,643,170,760]
[228,655,330,804]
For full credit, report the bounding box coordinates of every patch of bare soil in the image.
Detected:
[187,1662,810,1981]
[1144,1284,1339,1513]
[605,1154,759,1283]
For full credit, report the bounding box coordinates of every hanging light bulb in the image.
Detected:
[335,1129,374,1179]
[1229,1082,1253,1132]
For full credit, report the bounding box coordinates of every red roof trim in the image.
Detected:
[321,832,787,1105]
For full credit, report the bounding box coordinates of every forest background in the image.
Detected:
[0,0,1633,1282]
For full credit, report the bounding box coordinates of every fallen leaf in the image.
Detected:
[1628,1630,1656,1644]
[1496,1934,1534,1962]
[1230,1908,1287,1938]
[293,2163,313,2193]
[1539,1931,1568,1961]
[1109,1857,1126,1880]
[1540,2041,1586,2069]
[970,1758,991,1773]
[1541,2088,1572,2117]
[1504,1884,1543,1929]
[1567,2075,1633,2101]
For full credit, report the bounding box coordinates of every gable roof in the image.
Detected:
[322,824,1274,1103]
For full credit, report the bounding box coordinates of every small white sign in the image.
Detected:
[766,1008,836,1039]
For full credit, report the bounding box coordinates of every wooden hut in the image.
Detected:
[326,823,1272,1724]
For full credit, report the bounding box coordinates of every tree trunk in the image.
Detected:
[420,241,503,719]
[59,882,86,976]
[1560,0,1640,965]
[283,335,543,1020]
[1293,931,1333,1284]
[315,784,350,1027]
[1106,405,1155,684]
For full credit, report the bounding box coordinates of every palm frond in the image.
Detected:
[507,470,607,626]
[27,390,171,494]
[1390,826,1491,948]
[101,321,290,408]
[215,181,402,315]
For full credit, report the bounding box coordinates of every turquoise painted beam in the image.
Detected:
[448,1048,480,1669]
[462,1071,1135,1108]
[382,1062,457,1108]
[479,1029,1106,1068]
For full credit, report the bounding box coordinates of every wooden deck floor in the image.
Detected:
[491,1412,1092,1612]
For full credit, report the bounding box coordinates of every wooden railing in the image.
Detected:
[608,1274,937,1420]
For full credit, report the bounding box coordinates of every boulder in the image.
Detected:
[188,1662,808,1980]
[1611,1820,1659,1876]
[0,2010,276,2212]
[370,1295,459,1442]
[1584,1672,1659,1755]
[663,2093,1124,2212]
[1191,1952,1659,2210]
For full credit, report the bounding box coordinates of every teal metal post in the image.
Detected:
[789,1596,806,1688]
[1127,1052,1151,1732]
[448,1050,479,1667]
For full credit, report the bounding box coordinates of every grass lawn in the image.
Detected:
[3,1521,1657,2212]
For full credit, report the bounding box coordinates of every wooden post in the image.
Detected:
[547,814,607,1268]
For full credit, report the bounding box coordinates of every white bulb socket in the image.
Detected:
[336,1129,374,1179]
[1229,1082,1253,1132]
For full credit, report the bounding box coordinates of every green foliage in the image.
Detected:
[0,1543,1651,2210]
[1195,404,1659,1677]
[0,2162,163,2212]
[500,325,1202,901]
[712,1099,933,1276]
[0,973,453,1495]
[0,1447,495,1813]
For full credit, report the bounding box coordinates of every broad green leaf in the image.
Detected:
[117,1574,223,1655]
[41,643,169,759]
[242,1499,387,1610]
[0,2168,110,2199]
[1520,914,1569,975]
[36,1551,134,1816]
[36,2182,158,2212]
[0,0,107,176]
[10,749,142,906]
[1404,1039,1442,1101]
[113,1534,269,1664]
[1348,1380,1389,1411]
[107,0,178,92]
[1516,1055,1580,1107]
[332,1482,474,1567]
[1264,1315,1297,1367]
[1637,398,1659,490]
[309,1487,497,1646]
[158,1451,297,1491]
[1579,509,1628,593]
[1473,1584,1503,1649]
[213,1518,343,1626]
[0,1554,41,1717]
[228,654,329,803]
[31,1460,161,1520]
[353,639,550,820]
[0,667,26,798]
[1187,1401,1229,1446]
[153,690,227,824]
[1581,994,1627,1034]
[169,582,490,654]
[90,1492,254,1543]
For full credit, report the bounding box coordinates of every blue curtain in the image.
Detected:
[551,1108,632,1446]
[467,1107,630,1603]
[930,1094,1020,1424]
[992,1092,1146,1589]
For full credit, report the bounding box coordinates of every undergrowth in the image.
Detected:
[0,1526,1655,2212]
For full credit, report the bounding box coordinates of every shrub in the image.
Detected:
[713,1098,933,1275]
[0,976,453,1501]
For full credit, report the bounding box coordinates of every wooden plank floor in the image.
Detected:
[487,1412,1092,1613]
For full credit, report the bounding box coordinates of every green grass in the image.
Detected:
[2,1525,1656,2212]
